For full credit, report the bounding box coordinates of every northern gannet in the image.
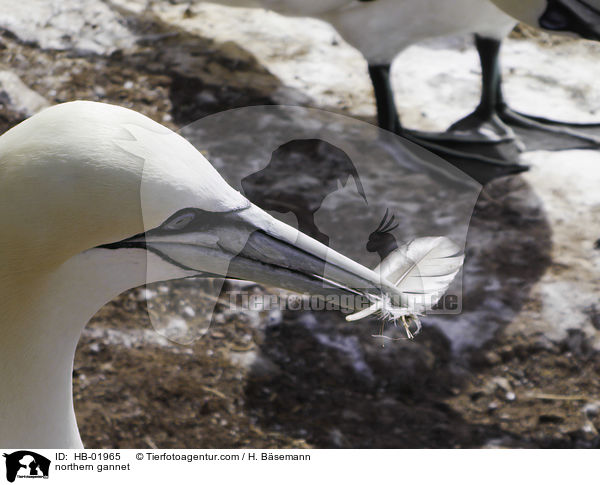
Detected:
[0,101,463,448]
[331,0,600,152]
[200,0,528,172]
[203,0,600,167]
[196,0,526,173]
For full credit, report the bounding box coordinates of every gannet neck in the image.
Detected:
[0,100,234,448]
[0,250,141,448]
[0,246,193,448]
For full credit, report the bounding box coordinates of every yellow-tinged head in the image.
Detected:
[0,101,246,275]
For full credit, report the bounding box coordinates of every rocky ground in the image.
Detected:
[1,0,599,448]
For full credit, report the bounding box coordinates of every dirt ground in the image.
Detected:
[1,5,600,448]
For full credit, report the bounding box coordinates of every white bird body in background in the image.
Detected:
[319,0,516,67]
[0,101,463,448]
[204,0,515,63]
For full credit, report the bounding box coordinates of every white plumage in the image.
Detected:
[205,0,516,64]
[346,237,464,334]
[0,101,463,448]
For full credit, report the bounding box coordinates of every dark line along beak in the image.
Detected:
[540,0,600,40]
[106,204,404,312]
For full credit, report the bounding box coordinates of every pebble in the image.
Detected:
[138,288,157,301]
[580,420,599,441]
[491,377,512,393]
[0,70,49,116]
[582,401,600,418]
[484,351,501,366]
[89,342,101,354]
[183,306,196,318]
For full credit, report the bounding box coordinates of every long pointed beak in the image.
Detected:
[129,204,403,312]
[232,205,404,306]
[540,0,600,40]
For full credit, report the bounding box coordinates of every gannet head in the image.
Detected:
[0,101,398,318]
[490,0,600,40]
[0,101,244,273]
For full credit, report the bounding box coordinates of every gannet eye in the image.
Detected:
[163,211,196,231]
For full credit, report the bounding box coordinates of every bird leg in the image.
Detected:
[474,35,600,148]
[368,63,528,177]
[368,64,402,134]
[408,33,600,150]
[445,35,517,144]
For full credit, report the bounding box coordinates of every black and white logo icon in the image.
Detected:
[3,451,50,483]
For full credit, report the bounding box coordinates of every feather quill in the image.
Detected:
[346,237,464,337]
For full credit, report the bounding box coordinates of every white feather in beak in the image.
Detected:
[346,237,464,338]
